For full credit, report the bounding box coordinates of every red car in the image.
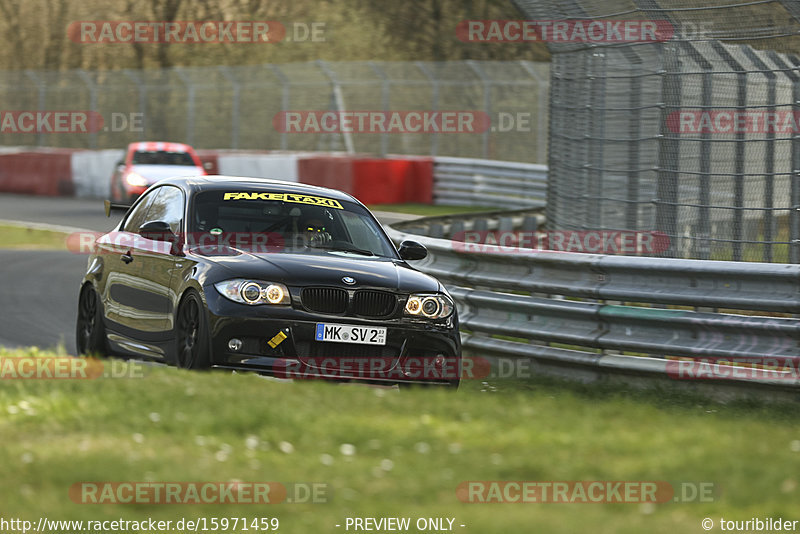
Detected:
[111,142,207,203]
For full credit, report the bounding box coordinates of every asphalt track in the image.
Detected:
[0,193,418,355]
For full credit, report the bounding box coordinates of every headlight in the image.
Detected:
[214,279,291,306]
[125,172,148,187]
[404,293,453,319]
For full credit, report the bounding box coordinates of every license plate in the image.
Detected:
[315,323,387,345]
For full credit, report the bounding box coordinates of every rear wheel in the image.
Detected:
[76,284,107,356]
[175,290,211,370]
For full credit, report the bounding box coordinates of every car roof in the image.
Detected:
[157,175,360,204]
[128,141,196,153]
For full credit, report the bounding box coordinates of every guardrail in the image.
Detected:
[387,211,800,399]
[432,157,547,208]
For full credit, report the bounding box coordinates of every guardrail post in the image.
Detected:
[429,223,445,238]
[450,220,465,239]
[522,216,538,231]
[473,218,489,232]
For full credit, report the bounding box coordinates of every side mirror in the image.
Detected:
[398,240,427,261]
[139,220,175,242]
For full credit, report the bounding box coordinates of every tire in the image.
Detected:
[174,290,211,370]
[75,284,108,357]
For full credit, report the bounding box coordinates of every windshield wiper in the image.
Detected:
[316,244,376,256]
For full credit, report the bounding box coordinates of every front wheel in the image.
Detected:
[174,290,211,370]
[76,284,108,356]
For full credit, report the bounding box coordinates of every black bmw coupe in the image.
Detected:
[76,176,461,387]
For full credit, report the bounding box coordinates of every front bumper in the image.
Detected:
[204,287,461,386]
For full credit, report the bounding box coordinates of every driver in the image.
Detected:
[195,202,219,232]
[303,218,332,246]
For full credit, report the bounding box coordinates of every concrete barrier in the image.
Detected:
[297,155,433,204]
[0,148,435,204]
[70,149,124,199]
[0,149,75,196]
[217,152,308,182]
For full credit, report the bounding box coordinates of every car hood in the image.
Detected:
[129,164,204,183]
[192,248,441,293]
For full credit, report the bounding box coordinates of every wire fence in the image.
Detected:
[513,0,800,262]
[0,60,549,164]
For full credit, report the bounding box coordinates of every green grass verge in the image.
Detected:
[0,224,68,250]
[368,204,500,216]
[2,347,799,533]
[0,206,491,250]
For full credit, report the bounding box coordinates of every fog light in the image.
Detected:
[228,338,243,352]
[435,354,446,366]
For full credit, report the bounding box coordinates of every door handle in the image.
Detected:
[121,253,133,264]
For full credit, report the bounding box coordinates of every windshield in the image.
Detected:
[189,190,397,258]
[132,150,197,166]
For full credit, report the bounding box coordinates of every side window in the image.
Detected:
[122,189,159,233]
[144,186,184,234]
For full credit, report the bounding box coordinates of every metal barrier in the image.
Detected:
[387,211,800,396]
[432,156,547,208]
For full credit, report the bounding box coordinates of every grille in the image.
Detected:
[353,290,397,318]
[301,287,348,314]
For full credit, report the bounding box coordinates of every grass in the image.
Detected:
[2,347,800,533]
[0,206,493,250]
[0,224,68,250]
[368,203,500,216]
